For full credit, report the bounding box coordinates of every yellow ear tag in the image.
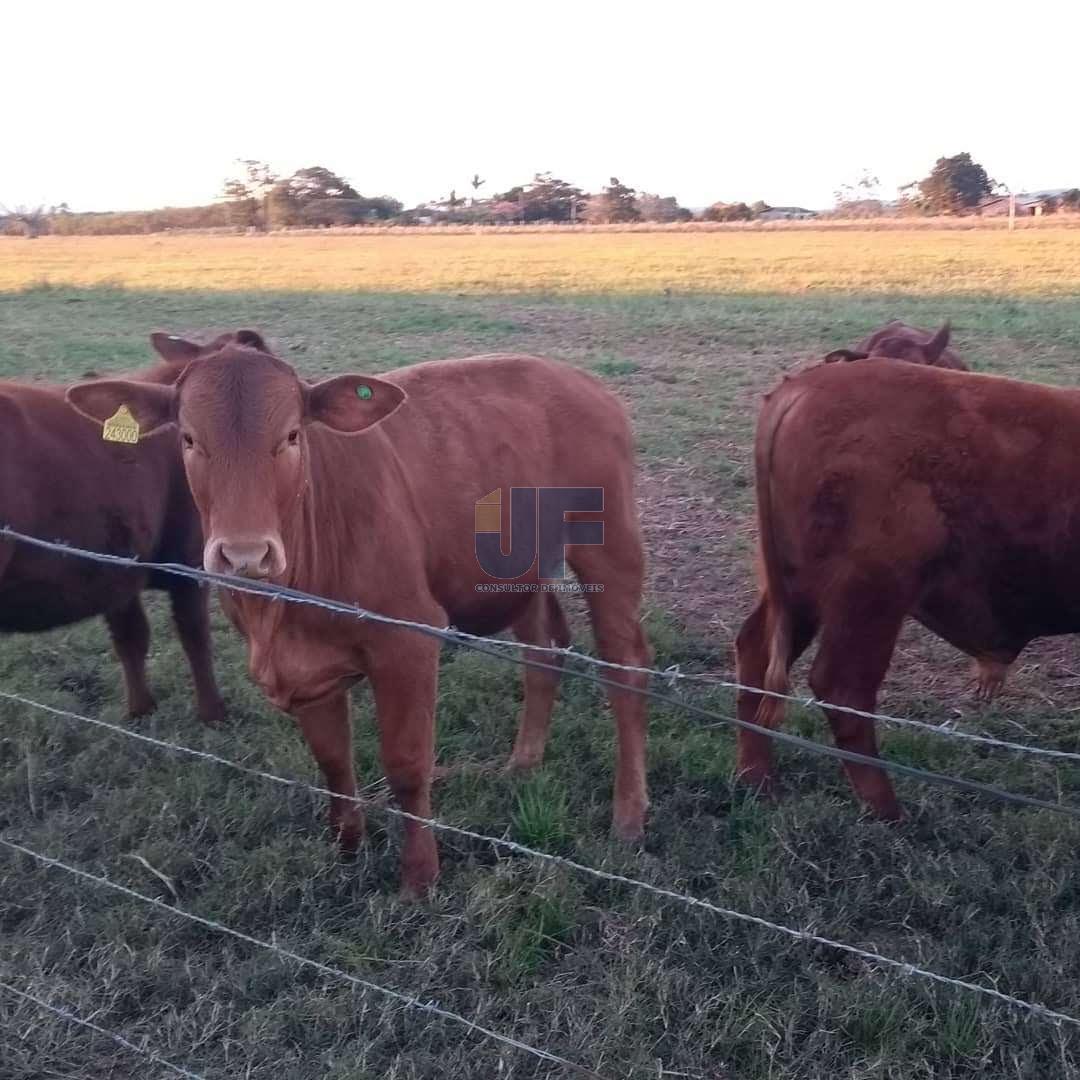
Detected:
[102,405,140,445]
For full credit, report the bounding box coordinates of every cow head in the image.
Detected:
[139,329,270,385]
[827,322,959,369]
[870,322,952,366]
[67,343,406,581]
[149,329,269,365]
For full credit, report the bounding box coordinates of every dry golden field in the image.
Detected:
[4,225,1080,295]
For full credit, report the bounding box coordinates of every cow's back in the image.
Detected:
[391,353,631,486]
[759,361,1080,641]
[303,353,637,627]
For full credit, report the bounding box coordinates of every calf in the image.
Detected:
[825,320,967,370]
[734,359,1080,819]
[68,344,652,895]
[0,332,258,725]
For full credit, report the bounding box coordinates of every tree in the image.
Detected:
[637,193,691,223]
[221,159,277,230]
[470,173,486,206]
[490,173,586,223]
[266,182,300,229]
[913,153,995,214]
[702,201,753,222]
[300,197,404,226]
[750,200,772,218]
[584,177,640,224]
[0,204,47,238]
[833,171,885,217]
[1060,189,1080,212]
[284,166,358,204]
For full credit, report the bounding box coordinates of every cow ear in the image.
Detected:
[925,321,951,363]
[824,349,869,363]
[232,328,267,350]
[65,379,177,438]
[304,374,407,434]
[150,332,203,366]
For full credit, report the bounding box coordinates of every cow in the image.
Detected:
[733,359,1080,820]
[67,344,652,896]
[0,331,260,727]
[824,320,967,371]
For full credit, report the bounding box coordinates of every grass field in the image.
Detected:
[4,230,1080,1079]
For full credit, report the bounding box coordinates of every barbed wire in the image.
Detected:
[0,978,207,1080]
[0,839,604,1078]
[3,643,1078,823]
[7,693,1080,1031]
[3,524,1078,765]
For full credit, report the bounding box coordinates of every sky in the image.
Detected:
[4,0,1078,214]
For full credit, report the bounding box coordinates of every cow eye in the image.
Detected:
[287,430,300,446]
[182,432,194,449]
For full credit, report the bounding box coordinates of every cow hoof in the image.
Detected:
[399,860,439,901]
[734,767,779,800]
[127,695,157,720]
[397,878,437,902]
[612,804,648,844]
[198,700,227,727]
[334,821,365,860]
[504,751,542,774]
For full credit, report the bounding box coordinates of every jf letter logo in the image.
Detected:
[474,487,603,581]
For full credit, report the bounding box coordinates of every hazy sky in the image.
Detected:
[5,1,1077,213]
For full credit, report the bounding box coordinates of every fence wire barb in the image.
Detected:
[3,619,1079,824]
[3,524,1079,765]
[0,978,207,1080]
[6,694,1080,1032]
[0,839,604,1078]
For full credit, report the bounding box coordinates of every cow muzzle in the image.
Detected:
[204,536,287,580]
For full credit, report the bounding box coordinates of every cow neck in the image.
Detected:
[277,425,414,605]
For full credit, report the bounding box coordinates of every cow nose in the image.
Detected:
[205,537,286,579]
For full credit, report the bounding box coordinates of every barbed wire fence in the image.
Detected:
[4,523,1080,1075]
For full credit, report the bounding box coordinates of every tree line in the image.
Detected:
[4,153,1079,237]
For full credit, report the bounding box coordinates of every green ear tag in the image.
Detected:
[356,385,373,400]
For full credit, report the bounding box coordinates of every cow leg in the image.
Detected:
[168,582,226,726]
[973,656,1011,703]
[507,593,572,771]
[294,690,363,854]
[368,635,440,898]
[808,596,905,820]
[734,597,776,790]
[734,596,816,793]
[570,581,649,842]
[105,598,156,719]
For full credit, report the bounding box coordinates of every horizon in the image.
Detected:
[4,1,1078,215]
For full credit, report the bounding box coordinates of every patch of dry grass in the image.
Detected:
[4,226,1080,295]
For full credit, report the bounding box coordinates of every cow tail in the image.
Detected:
[752,385,803,730]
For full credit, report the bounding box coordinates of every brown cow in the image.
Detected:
[0,331,259,725]
[67,345,652,896]
[825,320,967,371]
[733,359,1080,820]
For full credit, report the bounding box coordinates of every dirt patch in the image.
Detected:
[638,462,756,650]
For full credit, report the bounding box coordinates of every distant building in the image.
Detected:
[977,194,1039,217]
[977,190,1070,217]
[756,206,818,221]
